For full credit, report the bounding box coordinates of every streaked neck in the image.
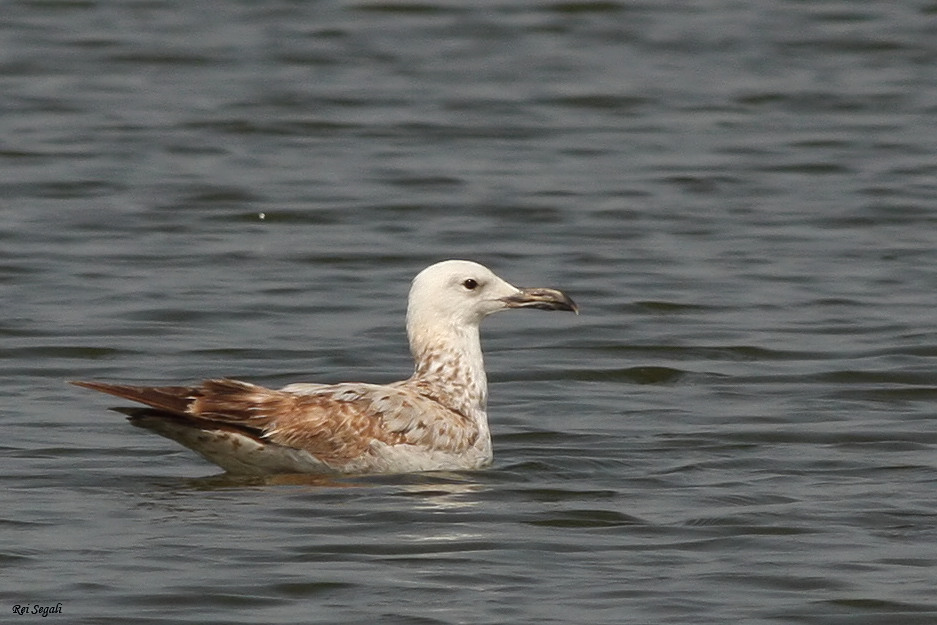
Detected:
[407,323,488,419]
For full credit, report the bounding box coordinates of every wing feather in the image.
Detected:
[70,380,196,415]
[72,378,479,469]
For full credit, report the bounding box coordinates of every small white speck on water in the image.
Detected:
[258,212,266,220]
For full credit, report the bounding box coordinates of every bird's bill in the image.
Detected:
[500,287,579,314]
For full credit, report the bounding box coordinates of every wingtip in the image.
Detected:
[70,380,128,394]
[68,380,198,415]
[70,380,102,391]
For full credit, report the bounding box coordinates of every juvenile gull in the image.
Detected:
[72,260,578,475]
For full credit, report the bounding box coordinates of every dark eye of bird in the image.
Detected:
[463,278,478,290]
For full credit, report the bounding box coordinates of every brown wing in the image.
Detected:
[71,380,196,415]
[71,378,477,467]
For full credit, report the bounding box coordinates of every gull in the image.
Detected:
[72,260,578,475]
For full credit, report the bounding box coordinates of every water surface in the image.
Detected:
[3,1,937,623]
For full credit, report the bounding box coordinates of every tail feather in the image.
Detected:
[72,379,335,475]
[70,378,282,426]
[71,380,199,415]
[116,407,267,441]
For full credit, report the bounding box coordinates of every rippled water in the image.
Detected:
[4,1,937,623]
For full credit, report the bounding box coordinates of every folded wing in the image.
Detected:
[71,378,479,473]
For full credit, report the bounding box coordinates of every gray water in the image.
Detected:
[3,1,937,623]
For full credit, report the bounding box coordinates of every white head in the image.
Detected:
[404,259,577,416]
[407,260,519,329]
[406,260,578,353]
